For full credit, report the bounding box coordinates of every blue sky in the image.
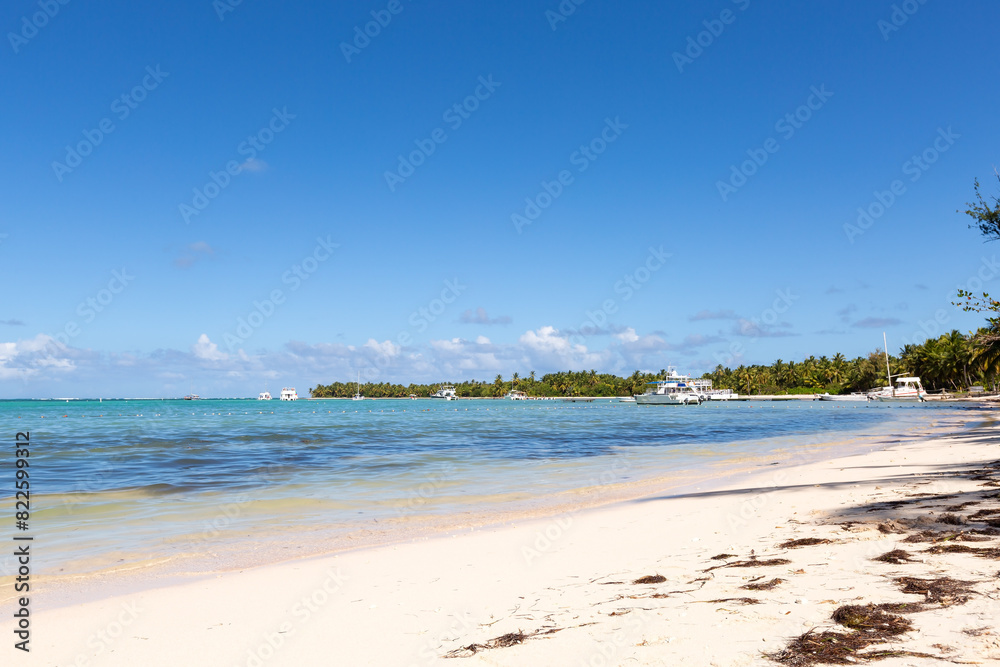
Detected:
[3,0,999,398]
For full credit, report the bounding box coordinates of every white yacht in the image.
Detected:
[634,369,702,405]
[505,390,528,400]
[352,372,364,401]
[871,377,926,402]
[818,392,870,402]
[257,391,272,400]
[279,387,298,401]
[430,385,457,400]
[870,332,926,402]
[704,389,739,401]
[690,378,739,401]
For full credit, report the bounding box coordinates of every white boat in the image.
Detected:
[818,392,869,402]
[279,387,298,401]
[505,390,528,400]
[257,391,272,400]
[430,385,457,400]
[352,372,364,401]
[634,368,702,405]
[618,396,636,403]
[871,377,926,402]
[871,332,926,402]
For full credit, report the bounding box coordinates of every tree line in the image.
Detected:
[309,328,996,399]
[312,176,1000,399]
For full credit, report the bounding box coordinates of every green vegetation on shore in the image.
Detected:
[309,328,996,399]
[312,177,1000,399]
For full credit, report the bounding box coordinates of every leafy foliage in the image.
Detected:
[310,331,998,398]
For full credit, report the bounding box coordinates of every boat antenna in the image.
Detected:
[882,331,893,398]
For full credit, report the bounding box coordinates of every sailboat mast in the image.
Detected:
[882,331,893,397]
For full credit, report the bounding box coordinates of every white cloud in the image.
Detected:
[0,334,78,380]
[191,334,229,362]
[614,327,640,344]
[1,324,703,398]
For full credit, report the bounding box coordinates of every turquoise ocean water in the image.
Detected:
[0,397,978,581]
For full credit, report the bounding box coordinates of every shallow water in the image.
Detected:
[0,397,974,578]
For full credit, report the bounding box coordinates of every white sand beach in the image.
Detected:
[5,414,1000,666]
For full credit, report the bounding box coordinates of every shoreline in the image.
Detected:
[1,404,961,603]
[4,411,998,664]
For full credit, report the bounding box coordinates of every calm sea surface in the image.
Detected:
[0,397,976,579]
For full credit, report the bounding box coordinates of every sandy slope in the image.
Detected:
[4,415,999,666]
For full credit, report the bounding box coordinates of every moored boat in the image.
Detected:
[634,368,702,405]
[430,385,457,400]
[279,387,298,401]
[818,392,870,401]
[871,377,926,402]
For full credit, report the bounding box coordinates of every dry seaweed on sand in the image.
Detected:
[779,538,832,549]
[877,521,908,534]
[710,553,737,560]
[967,508,1000,520]
[895,576,976,606]
[873,549,918,564]
[870,601,928,614]
[766,629,921,666]
[727,558,792,568]
[963,627,992,637]
[742,577,784,591]
[901,530,992,543]
[444,629,561,658]
[703,596,761,605]
[768,607,937,666]
[832,605,913,635]
[944,501,979,512]
[937,513,966,525]
[923,543,1000,558]
[705,556,792,572]
[632,574,666,584]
